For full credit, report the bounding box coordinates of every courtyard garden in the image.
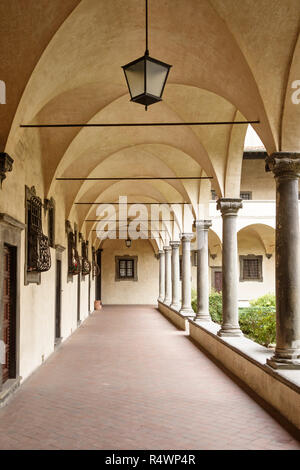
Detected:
[192,290,276,347]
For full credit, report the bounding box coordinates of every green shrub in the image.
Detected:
[209,289,223,323]
[191,289,276,347]
[191,288,197,303]
[191,289,223,323]
[239,307,276,347]
[191,288,197,314]
[249,293,276,308]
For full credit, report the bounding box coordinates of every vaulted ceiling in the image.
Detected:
[1,0,300,243]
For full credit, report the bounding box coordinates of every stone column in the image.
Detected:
[158,250,165,302]
[265,153,300,369]
[194,220,212,321]
[217,199,243,337]
[180,233,194,317]
[170,241,181,310]
[163,246,172,305]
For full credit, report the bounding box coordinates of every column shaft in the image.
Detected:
[180,233,194,316]
[170,241,181,310]
[266,153,300,369]
[195,220,212,321]
[158,250,165,302]
[163,246,172,305]
[217,199,243,337]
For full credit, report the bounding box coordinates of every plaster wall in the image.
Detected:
[60,249,79,341]
[19,241,56,380]
[101,239,158,305]
[240,159,275,200]
[0,129,94,383]
[209,250,275,303]
[237,236,275,301]
[79,275,90,321]
[192,238,274,303]
[18,237,93,382]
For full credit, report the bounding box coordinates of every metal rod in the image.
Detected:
[92,230,168,232]
[20,120,259,128]
[57,176,212,181]
[85,219,174,222]
[94,224,169,227]
[76,202,189,205]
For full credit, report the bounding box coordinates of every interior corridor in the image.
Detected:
[0,306,298,450]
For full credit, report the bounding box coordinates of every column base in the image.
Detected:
[266,357,300,370]
[171,303,181,311]
[158,297,164,303]
[163,299,171,306]
[217,326,243,337]
[179,307,194,318]
[266,348,300,369]
[194,312,212,322]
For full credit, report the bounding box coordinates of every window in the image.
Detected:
[115,256,138,281]
[240,255,263,282]
[240,191,252,200]
[119,259,134,278]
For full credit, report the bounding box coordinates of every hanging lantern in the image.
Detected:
[122,0,172,110]
[125,238,132,248]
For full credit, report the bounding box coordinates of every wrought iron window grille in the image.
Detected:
[81,240,91,276]
[66,220,81,275]
[26,187,51,274]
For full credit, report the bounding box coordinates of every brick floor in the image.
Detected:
[0,305,299,450]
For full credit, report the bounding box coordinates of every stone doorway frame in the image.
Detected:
[0,213,24,402]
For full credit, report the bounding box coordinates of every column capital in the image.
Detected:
[266,152,300,179]
[170,240,181,248]
[158,250,165,255]
[181,233,194,242]
[163,245,172,252]
[194,219,212,231]
[217,198,243,216]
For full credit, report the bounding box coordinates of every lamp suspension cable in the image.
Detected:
[145,0,149,55]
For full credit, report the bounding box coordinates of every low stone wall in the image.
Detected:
[157,301,188,331]
[157,302,300,432]
[189,319,300,431]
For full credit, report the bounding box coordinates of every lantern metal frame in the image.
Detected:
[122,54,172,108]
[125,238,132,248]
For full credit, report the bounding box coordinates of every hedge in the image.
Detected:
[191,291,276,347]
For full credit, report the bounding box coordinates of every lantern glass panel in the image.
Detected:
[146,59,169,98]
[124,59,145,98]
